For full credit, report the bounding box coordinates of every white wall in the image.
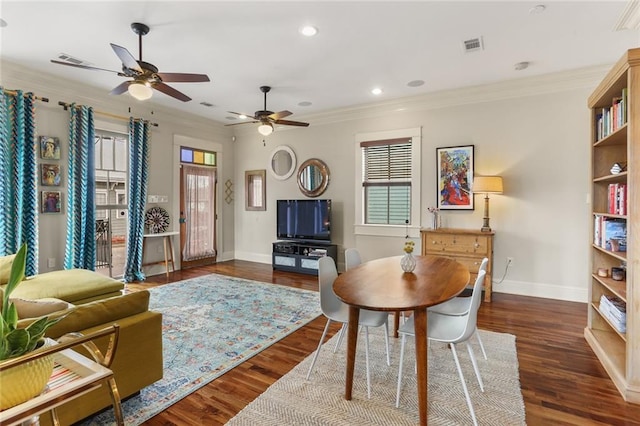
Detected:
[232,67,606,302]
[1,61,234,276]
[2,59,606,302]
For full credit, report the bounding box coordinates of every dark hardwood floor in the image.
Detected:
[127,260,640,426]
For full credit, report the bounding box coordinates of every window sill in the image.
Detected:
[354,224,421,238]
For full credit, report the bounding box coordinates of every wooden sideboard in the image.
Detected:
[421,228,495,302]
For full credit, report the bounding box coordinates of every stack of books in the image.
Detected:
[599,294,626,333]
[608,183,627,215]
[595,88,628,140]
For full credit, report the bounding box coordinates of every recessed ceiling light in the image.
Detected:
[298,101,313,107]
[0,19,8,28]
[407,80,425,87]
[371,87,383,95]
[299,25,318,37]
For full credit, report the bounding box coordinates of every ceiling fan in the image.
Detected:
[50,22,210,102]
[227,86,310,135]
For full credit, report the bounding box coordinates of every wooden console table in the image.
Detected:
[143,231,179,277]
[421,228,494,302]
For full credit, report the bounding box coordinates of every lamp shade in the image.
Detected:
[128,83,153,101]
[473,176,503,194]
[258,123,274,136]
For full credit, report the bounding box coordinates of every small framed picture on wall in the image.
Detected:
[41,191,61,213]
[39,136,60,160]
[40,164,61,186]
[436,145,474,210]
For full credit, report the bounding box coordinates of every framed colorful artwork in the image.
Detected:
[436,145,474,210]
[40,163,61,186]
[39,136,60,160]
[41,191,61,213]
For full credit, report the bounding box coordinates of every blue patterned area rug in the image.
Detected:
[83,274,321,425]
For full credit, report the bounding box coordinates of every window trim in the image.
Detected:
[354,127,421,237]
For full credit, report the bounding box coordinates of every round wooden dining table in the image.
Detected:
[333,255,470,426]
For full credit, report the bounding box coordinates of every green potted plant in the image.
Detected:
[0,243,64,409]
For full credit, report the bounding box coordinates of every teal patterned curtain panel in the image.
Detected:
[64,104,96,270]
[123,118,150,282]
[0,88,39,275]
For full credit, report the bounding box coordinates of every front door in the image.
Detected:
[180,163,217,269]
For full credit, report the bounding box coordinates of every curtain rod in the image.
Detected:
[3,89,49,103]
[57,101,159,127]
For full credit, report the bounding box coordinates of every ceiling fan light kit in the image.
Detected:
[258,123,274,136]
[128,82,153,101]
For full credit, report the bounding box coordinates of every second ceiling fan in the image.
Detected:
[227,86,309,135]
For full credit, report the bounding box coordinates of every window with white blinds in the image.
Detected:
[361,138,412,225]
[354,127,421,238]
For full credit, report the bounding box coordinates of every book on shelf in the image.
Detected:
[594,215,627,251]
[594,88,628,141]
[607,183,627,215]
[600,294,626,320]
[599,294,626,332]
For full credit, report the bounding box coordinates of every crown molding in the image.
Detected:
[296,65,610,127]
[3,59,609,132]
[615,0,640,30]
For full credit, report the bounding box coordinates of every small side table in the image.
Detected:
[0,326,123,426]
[143,231,179,277]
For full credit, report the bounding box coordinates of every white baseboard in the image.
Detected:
[493,279,587,303]
[234,251,272,265]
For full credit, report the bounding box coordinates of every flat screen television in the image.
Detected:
[277,199,331,242]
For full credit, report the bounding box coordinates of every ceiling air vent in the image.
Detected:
[57,53,89,66]
[462,37,484,53]
[199,101,214,107]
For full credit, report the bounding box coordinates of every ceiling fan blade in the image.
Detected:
[110,43,143,73]
[153,82,192,102]
[50,60,123,75]
[224,121,259,127]
[268,110,293,120]
[157,72,210,83]
[110,81,132,95]
[274,119,310,127]
[228,111,259,120]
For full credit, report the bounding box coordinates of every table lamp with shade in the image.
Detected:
[473,176,503,232]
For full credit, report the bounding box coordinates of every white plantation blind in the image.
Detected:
[361,138,411,225]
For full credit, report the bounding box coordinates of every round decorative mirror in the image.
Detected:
[297,158,330,197]
[269,145,296,180]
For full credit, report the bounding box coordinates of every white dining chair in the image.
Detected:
[344,247,403,342]
[396,270,487,426]
[306,256,390,399]
[428,257,489,359]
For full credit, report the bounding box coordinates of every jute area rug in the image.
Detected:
[227,326,526,425]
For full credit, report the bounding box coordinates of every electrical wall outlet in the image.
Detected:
[507,257,514,266]
[47,258,55,268]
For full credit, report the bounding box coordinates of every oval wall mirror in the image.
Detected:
[297,158,330,197]
[269,145,296,180]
